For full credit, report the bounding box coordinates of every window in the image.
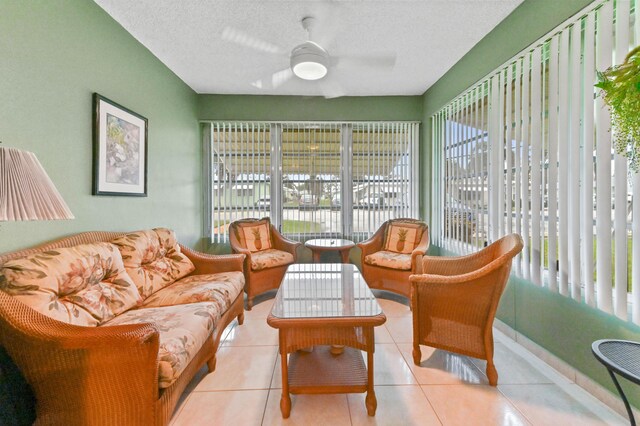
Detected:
[205,121,419,243]
[431,0,640,323]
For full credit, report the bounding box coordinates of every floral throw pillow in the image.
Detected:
[111,228,195,299]
[0,242,141,326]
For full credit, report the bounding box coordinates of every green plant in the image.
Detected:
[595,46,640,171]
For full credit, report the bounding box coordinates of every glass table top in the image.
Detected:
[270,263,382,319]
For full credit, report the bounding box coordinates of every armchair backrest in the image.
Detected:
[229,217,274,252]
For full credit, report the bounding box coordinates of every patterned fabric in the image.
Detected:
[0,243,141,326]
[111,228,195,299]
[364,250,412,270]
[142,272,244,311]
[250,249,294,271]
[383,220,426,254]
[234,219,272,252]
[103,302,220,388]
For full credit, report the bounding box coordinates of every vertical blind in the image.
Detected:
[431,0,640,323]
[205,121,419,243]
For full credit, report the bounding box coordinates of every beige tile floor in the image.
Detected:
[171,297,627,426]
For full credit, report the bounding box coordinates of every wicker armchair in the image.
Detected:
[357,218,429,298]
[0,231,245,425]
[409,233,523,386]
[229,218,301,310]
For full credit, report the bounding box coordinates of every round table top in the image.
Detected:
[304,238,355,249]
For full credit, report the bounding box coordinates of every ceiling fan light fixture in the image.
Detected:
[290,41,329,80]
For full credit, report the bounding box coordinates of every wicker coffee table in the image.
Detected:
[267,263,386,418]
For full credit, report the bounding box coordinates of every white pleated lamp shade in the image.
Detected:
[0,147,74,221]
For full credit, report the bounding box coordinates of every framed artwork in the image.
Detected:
[93,93,148,196]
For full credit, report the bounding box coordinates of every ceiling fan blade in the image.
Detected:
[309,1,343,47]
[221,26,286,55]
[251,68,294,90]
[333,52,397,69]
[319,78,345,99]
[271,68,294,88]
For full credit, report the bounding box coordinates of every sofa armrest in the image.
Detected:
[181,245,246,274]
[0,291,160,424]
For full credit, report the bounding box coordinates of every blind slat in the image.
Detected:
[583,12,596,306]
[595,1,614,313]
[569,22,582,301]
[547,36,559,292]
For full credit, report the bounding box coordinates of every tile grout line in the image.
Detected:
[494,386,536,426]
[388,318,446,425]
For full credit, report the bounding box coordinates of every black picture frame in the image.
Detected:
[93,93,148,196]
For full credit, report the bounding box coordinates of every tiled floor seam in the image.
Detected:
[416,385,444,425]
[496,386,537,426]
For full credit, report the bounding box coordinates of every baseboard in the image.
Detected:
[494,319,639,420]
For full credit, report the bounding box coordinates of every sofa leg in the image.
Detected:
[246,297,253,311]
[237,311,245,325]
[207,356,217,372]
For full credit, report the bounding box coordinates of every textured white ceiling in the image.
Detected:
[94,0,524,97]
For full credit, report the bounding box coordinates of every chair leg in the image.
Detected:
[486,359,498,386]
[412,343,421,365]
[207,355,217,372]
[237,311,245,325]
[246,297,253,311]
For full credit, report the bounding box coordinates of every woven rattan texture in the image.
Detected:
[288,346,367,390]
[229,220,301,309]
[410,234,523,386]
[281,326,371,353]
[357,219,430,298]
[0,230,245,425]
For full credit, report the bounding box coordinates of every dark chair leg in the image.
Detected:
[608,369,636,426]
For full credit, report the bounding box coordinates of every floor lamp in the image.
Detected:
[0,146,73,422]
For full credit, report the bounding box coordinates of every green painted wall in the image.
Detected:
[428,0,640,408]
[198,94,423,122]
[0,0,201,254]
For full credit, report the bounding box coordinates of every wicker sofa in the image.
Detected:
[0,228,245,425]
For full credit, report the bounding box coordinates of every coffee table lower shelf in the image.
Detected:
[279,344,377,418]
[288,345,368,393]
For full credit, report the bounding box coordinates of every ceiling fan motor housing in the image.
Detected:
[290,41,329,80]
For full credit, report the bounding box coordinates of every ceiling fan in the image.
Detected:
[221,16,396,98]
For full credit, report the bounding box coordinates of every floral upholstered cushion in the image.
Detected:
[142,272,244,311]
[103,302,220,388]
[111,228,195,299]
[364,250,412,271]
[0,243,142,326]
[250,249,294,271]
[383,220,426,254]
[235,219,273,253]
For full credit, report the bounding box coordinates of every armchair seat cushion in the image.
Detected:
[250,249,295,271]
[364,250,412,271]
[103,302,220,389]
[142,272,244,311]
